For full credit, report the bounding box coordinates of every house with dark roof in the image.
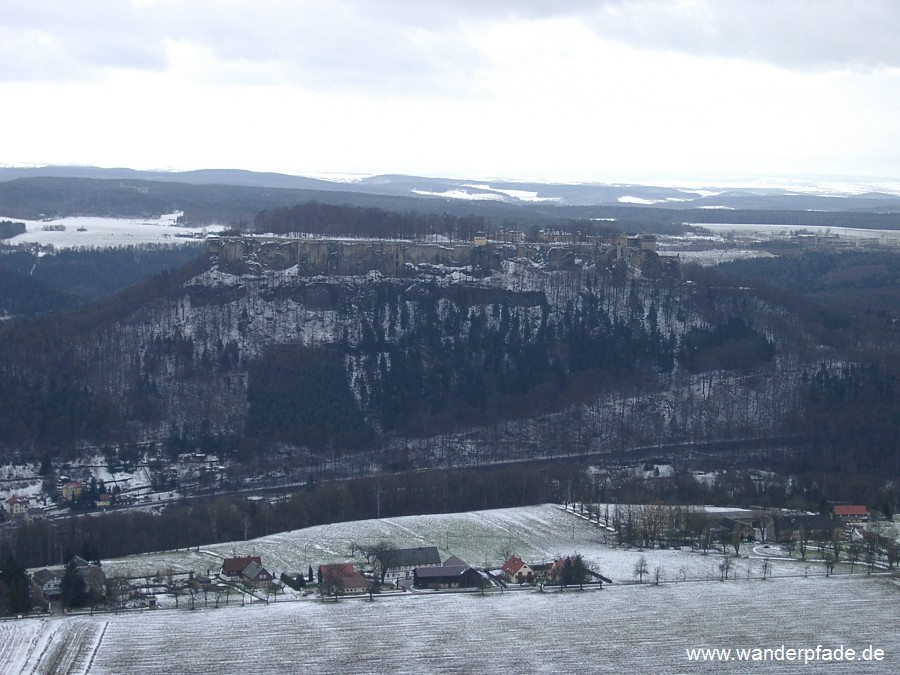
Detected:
[383,546,442,582]
[413,564,483,590]
[241,561,274,588]
[31,569,61,604]
[500,556,534,584]
[221,555,262,578]
[443,555,468,567]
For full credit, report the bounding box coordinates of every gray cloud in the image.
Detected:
[1,0,169,81]
[0,1,486,93]
[584,0,900,72]
[2,1,897,89]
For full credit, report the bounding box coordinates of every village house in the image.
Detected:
[31,569,61,607]
[59,481,83,502]
[833,505,869,525]
[240,561,274,588]
[443,555,468,567]
[498,228,525,243]
[318,563,371,595]
[5,495,30,518]
[413,564,483,590]
[71,557,107,599]
[543,558,611,587]
[221,555,262,578]
[500,555,534,584]
[383,546,442,582]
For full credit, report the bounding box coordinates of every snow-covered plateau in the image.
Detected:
[0,212,225,249]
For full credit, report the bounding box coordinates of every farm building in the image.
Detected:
[318,563,371,595]
[221,556,262,578]
[383,546,442,581]
[833,505,868,524]
[413,565,483,590]
[240,561,273,588]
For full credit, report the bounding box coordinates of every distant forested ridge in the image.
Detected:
[253,202,488,240]
[4,175,898,236]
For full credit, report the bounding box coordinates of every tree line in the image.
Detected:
[253,201,490,241]
[0,462,577,569]
[0,220,26,239]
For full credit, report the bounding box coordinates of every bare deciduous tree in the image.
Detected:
[719,556,733,581]
[633,555,648,583]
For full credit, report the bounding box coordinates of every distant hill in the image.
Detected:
[3,165,900,213]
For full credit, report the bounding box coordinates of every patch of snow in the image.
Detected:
[617,196,659,205]
[462,185,560,202]
[411,189,506,201]
[681,189,722,198]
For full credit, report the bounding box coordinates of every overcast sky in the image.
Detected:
[2,0,899,184]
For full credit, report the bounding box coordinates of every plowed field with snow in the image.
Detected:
[5,575,899,674]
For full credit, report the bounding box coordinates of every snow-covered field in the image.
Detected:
[5,575,898,674]
[1,212,224,249]
[694,222,900,243]
[8,505,900,673]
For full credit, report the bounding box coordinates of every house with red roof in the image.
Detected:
[318,563,371,595]
[833,505,868,524]
[221,555,262,578]
[5,495,30,518]
[500,555,534,584]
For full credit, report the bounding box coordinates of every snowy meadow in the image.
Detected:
[5,575,899,674]
[1,212,223,249]
[6,505,900,674]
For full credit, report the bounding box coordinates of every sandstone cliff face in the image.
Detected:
[15,235,803,465]
[86,238,780,447]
